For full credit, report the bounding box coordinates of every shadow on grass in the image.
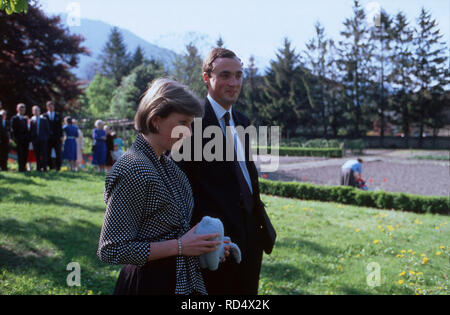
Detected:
[261,237,336,295]
[1,188,105,213]
[0,217,118,294]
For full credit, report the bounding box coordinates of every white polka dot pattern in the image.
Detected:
[97,133,207,295]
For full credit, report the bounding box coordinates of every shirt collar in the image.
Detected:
[207,94,233,123]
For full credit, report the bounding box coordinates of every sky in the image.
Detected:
[40,0,450,69]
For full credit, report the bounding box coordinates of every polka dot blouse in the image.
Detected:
[97,133,207,295]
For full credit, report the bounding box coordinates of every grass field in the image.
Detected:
[0,171,448,295]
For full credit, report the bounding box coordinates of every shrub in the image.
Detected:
[259,179,449,215]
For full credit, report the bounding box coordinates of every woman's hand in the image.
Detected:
[180,223,221,256]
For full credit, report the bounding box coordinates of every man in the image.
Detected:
[0,109,11,171]
[11,103,29,172]
[30,105,51,172]
[178,48,276,295]
[341,158,363,187]
[43,101,63,170]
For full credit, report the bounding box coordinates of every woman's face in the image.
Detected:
[154,112,194,152]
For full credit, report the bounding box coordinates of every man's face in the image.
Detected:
[32,107,40,116]
[47,103,54,112]
[17,106,25,115]
[203,57,243,108]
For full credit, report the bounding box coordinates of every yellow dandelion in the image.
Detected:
[435,226,440,230]
[422,257,429,264]
[397,280,404,285]
[399,271,406,277]
[396,254,404,258]
[409,270,415,275]
[388,236,393,239]
[421,253,426,257]
[356,254,361,257]
[440,246,445,249]
[409,283,414,286]
[436,251,441,256]
[416,272,423,276]
[355,228,360,232]
[401,250,406,254]
[387,225,395,231]
[337,265,343,271]
[407,249,413,253]
[373,240,380,245]
[381,228,385,232]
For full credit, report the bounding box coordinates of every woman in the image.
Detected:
[62,116,79,171]
[97,78,224,295]
[73,119,84,171]
[92,119,107,172]
[104,125,115,171]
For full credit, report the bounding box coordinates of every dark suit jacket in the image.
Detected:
[43,111,63,139]
[11,115,29,143]
[178,99,276,256]
[30,116,51,141]
[0,118,10,144]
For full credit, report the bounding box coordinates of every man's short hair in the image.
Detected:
[16,103,25,110]
[135,78,203,135]
[46,101,54,107]
[202,48,241,77]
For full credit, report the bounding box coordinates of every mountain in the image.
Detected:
[57,14,178,81]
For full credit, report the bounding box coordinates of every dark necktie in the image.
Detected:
[224,112,253,213]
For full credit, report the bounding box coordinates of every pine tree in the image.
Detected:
[129,46,146,71]
[303,21,334,137]
[389,11,415,140]
[216,36,225,48]
[172,42,206,98]
[412,8,449,142]
[99,27,132,86]
[337,0,375,137]
[369,10,394,144]
[241,55,264,125]
[261,38,307,138]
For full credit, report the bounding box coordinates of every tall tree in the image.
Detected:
[129,45,146,71]
[216,36,225,48]
[303,21,334,137]
[172,42,206,98]
[241,55,264,125]
[411,8,449,142]
[110,61,164,119]
[389,11,415,140]
[0,3,88,115]
[369,10,394,144]
[99,27,132,86]
[337,0,375,137]
[261,38,307,138]
[86,74,116,119]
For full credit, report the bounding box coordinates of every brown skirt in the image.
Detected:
[113,256,177,295]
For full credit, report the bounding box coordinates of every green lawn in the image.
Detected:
[0,171,448,295]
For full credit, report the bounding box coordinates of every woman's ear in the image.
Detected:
[151,116,161,133]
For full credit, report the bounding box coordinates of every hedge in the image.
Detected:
[259,179,449,215]
[254,146,343,158]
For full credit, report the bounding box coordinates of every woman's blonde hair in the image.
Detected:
[134,78,203,135]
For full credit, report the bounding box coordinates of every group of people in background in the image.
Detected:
[0,101,123,173]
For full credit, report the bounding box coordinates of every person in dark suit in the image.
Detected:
[177,48,276,295]
[30,105,51,172]
[0,109,11,171]
[11,103,30,172]
[43,101,63,171]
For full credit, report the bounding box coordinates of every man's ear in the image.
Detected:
[202,72,210,87]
